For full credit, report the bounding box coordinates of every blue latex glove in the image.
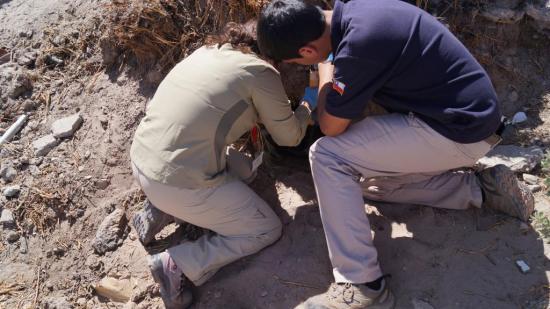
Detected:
[302,87,319,110]
[324,53,334,63]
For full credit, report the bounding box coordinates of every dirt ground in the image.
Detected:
[1,0,550,308]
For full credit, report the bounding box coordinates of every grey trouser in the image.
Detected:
[309,113,492,284]
[132,163,282,286]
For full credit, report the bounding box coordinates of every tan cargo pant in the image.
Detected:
[132,163,282,286]
[309,113,492,284]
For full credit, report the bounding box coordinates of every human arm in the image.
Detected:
[316,61,351,136]
[251,69,311,147]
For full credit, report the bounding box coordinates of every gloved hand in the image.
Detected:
[302,87,319,110]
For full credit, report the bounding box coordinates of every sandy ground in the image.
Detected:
[1,0,550,308]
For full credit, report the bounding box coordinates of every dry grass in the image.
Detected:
[104,0,267,74]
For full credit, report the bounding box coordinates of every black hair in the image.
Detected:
[257,0,326,62]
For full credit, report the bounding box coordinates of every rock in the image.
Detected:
[95,277,132,302]
[122,302,138,309]
[130,283,157,303]
[0,163,17,182]
[523,173,539,185]
[20,237,28,254]
[0,63,33,100]
[92,208,128,254]
[32,134,58,156]
[526,3,550,32]
[6,230,20,243]
[260,290,268,297]
[51,114,83,138]
[477,146,544,172]
[95,178,110,190]
[17,51,37,68]
[3,185,21,197]
[481,7,525,24]
[412,298,435,309]
[0,208,15,227]
[528,184,542,193]
[42,296,72,309]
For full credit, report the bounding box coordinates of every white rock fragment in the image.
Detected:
[51,113,83,138]
[3,185,21,197]
[477,146,544,172]
[95,277,132,303]
[32,134,59,156]
[515,260,530,273]
[528,184,542,193]
[523,173,539,185]
[0,209,15,227]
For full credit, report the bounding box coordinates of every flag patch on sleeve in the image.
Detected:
[332,79,346,95]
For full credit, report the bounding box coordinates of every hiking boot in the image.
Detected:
[300,279,395,309]
[477,164,535,222]
[132,200,174,245]
[148,252,193,309]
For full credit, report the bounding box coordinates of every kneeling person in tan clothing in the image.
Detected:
[129,22,312,308]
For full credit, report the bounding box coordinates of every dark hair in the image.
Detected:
[205,20,260,55]
[257,0,325,62]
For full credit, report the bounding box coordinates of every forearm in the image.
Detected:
[316,62,334,120]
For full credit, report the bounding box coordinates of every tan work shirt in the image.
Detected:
[130,44,311,189]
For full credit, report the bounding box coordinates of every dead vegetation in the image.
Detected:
[102,0,268,76]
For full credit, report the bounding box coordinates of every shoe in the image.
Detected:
[148,252,193,309]
[477,164,535,222]
[300,279,395,309]
[132,200,174,245]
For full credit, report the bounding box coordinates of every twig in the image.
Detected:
[32,268,41,307]
[272,275,324,290]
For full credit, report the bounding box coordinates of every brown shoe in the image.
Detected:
[300,279,395,309]
[148,252,193,309]
[477,165,535,222]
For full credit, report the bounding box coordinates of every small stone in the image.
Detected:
[511,111,527,124]
[478,146,545,172]
[0,164,17,182]
[76,298,87,306]
[6,231,19,243]
[17,51,37,67]
[51,113,83,138]
[32,134,58,156]
[214,291,222,298]
[95,178,110,190]
[515,260,530,273]
[20,237,28,254]
[508,91,519,103]
[29,165,41,176]
[95,277,132,303]
[260,290,268,297]
[0,209,15,227]
[528,184,542,193]
[77,166,84,172]
[92,208,128,254]
[522,173,539,185]
[84,151,91,159]
[3,185,21,197]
